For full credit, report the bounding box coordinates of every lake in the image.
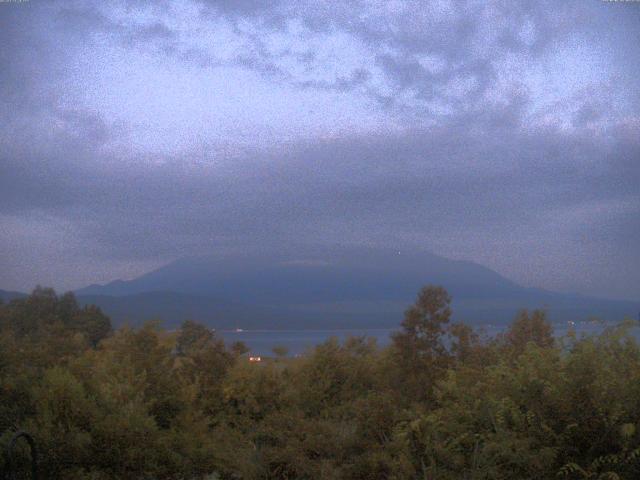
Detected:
[218,322,631,356]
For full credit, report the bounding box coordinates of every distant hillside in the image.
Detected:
[77,247,524,301]
[73,247,640,329]
[0,289,27,303]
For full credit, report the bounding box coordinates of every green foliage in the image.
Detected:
[502,309,555,354]
[391,285,453,403]
[1,287,640,479]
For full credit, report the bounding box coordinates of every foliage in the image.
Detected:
[1,286,639,479]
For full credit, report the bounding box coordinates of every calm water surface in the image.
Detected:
[219,322,632,356]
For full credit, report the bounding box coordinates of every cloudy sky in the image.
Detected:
[1,0,638,300]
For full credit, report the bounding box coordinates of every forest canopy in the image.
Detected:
[1,286,639,479]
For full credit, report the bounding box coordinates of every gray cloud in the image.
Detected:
[0,0,638,300]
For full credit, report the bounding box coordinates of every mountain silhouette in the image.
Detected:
[71,247,639,329]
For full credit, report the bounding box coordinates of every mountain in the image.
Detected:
[77,247,524,301]
[73,247,640,329]
[0,289,27,303]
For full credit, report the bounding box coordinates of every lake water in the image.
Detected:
[218,322,631,356]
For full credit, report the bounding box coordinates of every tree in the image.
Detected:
[448,322,481,363]
[176,320,214,356]
[176,320,234,418]
[72,304,112,347]
[504,309,554,353]
[230,340,249,356]
[391,285,452,402]
[272,345,289,359]
[396,285,452,348]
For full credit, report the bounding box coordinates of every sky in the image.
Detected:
[0,0,639,301]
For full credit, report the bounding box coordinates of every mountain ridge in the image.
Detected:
[4,247,638,329]
[72,247,638,328]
